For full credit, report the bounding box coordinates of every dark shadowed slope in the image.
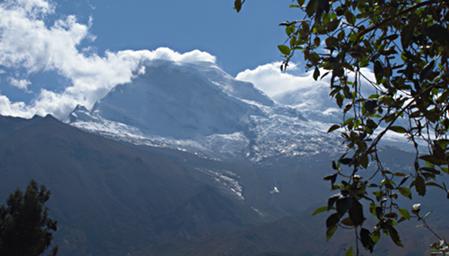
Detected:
[0,115,447,256]
[0,115,262,256]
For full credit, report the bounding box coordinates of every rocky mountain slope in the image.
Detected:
[0,115,335,255]
[0,113,447,256]
[69,60,341,161]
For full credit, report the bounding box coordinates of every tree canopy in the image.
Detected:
[0,180,58,256]
[235,0,448,254]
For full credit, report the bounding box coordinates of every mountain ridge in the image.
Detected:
[69,60,340,161]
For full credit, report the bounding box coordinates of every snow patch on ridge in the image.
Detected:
[197,169,244,200]
[69,59,343,161]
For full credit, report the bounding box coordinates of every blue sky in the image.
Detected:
[58,0,298,75]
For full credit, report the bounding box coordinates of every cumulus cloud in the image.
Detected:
[236,62,376,122]
[236,62,310,98]
[0,0,216,119]
[236,62,335,113]
[0,95,30,117]
[121,48,216,64]
[8,77,31,91]
[4,0,54,15]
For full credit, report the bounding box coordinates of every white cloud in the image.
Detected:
[8,77,31,91]
[236,62,333,110]
[236,62,313,98]
[0,95,31,117]
[0,0,217,119]
[4,0,54,16]
[120,47,216,64]
[236,62,376,122]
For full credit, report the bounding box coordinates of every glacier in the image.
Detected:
[68,59,346,161]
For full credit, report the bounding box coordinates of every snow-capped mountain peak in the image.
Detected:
[69,60,340,161]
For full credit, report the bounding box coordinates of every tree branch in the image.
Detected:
[357,0,438,39]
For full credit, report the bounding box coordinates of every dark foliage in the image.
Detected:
[235,0,449,254]
[0,180,58,256]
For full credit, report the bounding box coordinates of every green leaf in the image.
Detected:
[278,45,291,55]
[359,154,369,169]
[374,61,383,84]
[234,0,243,12]
[427,24,449,45]
[327,124,340,133]
[345,247,354,256]
[332,161,340,170]
[388,226,403,247]
[326,213,340,228]
[339,157,352,165]
[420,155,448,165]
[327,194,340,209]
[398,208,411,220]
[401,25,413,48]
[364,100,377,114]
[420,60,435,80]
[366,119,378,130]
[349,201,365,226]
[436,139,449,148]
[371,229,380,243]
[286,24,295,36]
[336,197,353,215]
[327,19,340,32]
[309,52,320,63]
[312,206,328,216]
[415,175,426,196]
[341,217,354,227]
[398,187,412,199]
[344,11,356,25]
[313,66,320,80]
[368,94,380,99]
[305,0,318,17]
[443,167,449,175]
[389,126,407,134]
[325,36,338,49]
[324,173,337,185]
[326,225,337,240]
[360,228,374,252]
[393,172,407,177]
[336,94,344,108]
[343,103,352,114]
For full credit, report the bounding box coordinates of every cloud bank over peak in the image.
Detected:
[236,62,376,122]
[236,62,335,113]
[236,62,327,98]
[0,0,217,119]
[120,48,217,65]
